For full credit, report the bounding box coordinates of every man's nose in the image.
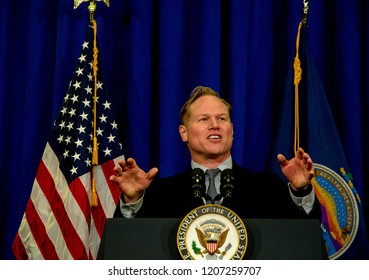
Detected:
[209,118,220,128]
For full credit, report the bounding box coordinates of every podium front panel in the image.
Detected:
[97,218,326,260]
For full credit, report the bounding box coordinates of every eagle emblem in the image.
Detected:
[177,205,247,260]
[193,219,232,259]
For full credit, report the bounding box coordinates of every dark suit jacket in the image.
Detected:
[115,161,321,220]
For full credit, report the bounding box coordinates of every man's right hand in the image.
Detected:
[109,158,158,203]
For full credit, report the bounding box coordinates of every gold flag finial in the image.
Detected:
[74,0,110,20]
[74,0,110,9]
[302,0,310,27]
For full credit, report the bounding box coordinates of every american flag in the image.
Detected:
[12,23,124,259]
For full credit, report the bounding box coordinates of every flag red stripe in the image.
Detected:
[68,176,91,230]
[91,196,106,238]
[12,232,29,260]
[101,160,122,205]
[36,160,88,259]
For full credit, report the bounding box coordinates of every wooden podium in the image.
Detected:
[97,218,327,260]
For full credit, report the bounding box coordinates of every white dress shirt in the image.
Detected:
[119,155,315,217]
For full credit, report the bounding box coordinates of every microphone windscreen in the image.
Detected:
[190,168,205,198]
[220,168,235,198]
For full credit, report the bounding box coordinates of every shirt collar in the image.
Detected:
[191,155,233,172]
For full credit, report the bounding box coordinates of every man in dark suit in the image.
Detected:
[110,86,321,220]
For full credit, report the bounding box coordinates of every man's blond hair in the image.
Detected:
[179,86,233,125]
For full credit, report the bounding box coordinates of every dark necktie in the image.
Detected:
[206,168,220,201]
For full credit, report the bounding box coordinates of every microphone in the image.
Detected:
[190,168,206,199]
[220,168,235,199]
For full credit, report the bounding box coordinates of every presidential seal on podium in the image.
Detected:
[177,205,247,260]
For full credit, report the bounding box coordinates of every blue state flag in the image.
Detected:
[267,23,369,259]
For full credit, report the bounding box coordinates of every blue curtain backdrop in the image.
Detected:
[0,0,368,259]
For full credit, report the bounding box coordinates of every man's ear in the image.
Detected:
[179,125,188,143]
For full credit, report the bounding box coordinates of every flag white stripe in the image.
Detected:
[88,218,100,259]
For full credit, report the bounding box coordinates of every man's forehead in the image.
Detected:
[190,112,230,119]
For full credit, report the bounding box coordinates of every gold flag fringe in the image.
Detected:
[91,19,99,207]
[293,22,303,156]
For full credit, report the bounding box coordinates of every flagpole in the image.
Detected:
[74,0,110,206]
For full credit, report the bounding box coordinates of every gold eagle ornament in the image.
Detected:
[195,226,230,256]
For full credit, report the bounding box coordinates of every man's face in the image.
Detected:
[179,95,234,162]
